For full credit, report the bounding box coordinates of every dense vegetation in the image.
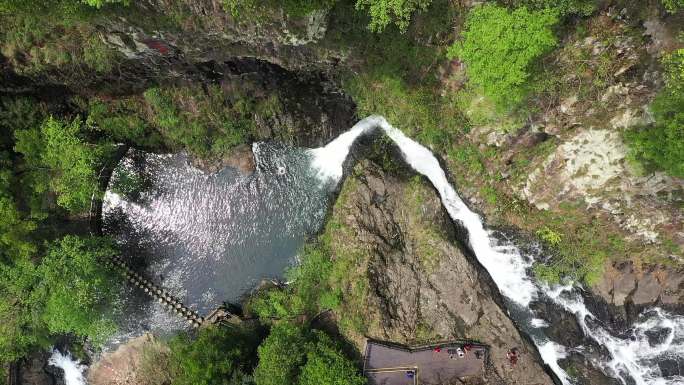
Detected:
[624,49,684,178]
[447,4,558,109]
[0,0,682,382]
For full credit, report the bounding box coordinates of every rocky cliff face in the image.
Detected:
[450,7,683,331]
[326,157,554,384]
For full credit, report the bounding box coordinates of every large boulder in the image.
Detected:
[329,159,554,385]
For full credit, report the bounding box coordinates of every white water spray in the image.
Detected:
[309,115,684,385]
[48,350,87,385]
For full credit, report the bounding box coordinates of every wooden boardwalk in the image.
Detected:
[364,340,486,385]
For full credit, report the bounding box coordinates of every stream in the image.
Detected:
[86,115,683,385]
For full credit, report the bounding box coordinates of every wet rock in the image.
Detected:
[657,358,684,378]
[17,352,60,385]
[645,327,671,347]
[192,143,255,175]
[559,352,621,385]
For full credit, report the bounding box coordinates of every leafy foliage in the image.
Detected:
[86,99,163,148]
[254,323,364,385]
[0,167,37,260]
[14,116,112,213]
[298,332,366,385]
[536,226,562,247]
[143,85,254,159]
[169,326,263,385]
[0,235,122,363]
[248,244,336,320]
[661,0,684,13]
[35,236,121,345]
[624,49,684,178]
[355,0,432,32]
[254,322,308,385]
[447,4,558,109]
[500,0,596,16]
[224,0,338,17]
[0,256,45,363]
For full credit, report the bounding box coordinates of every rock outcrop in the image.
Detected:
[87,333,163,385]
[329,158,554,385]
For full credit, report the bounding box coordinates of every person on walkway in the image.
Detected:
[507,348,519,366]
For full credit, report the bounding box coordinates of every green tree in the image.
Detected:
[34,235,121,345]
[447,4,558,109]
[0,256,45,363]
[298,332,366,385]
[625,49,684,178]
[355,0,432,32]
[224,0,337,17]
[14,116,112,213]
[0,168,36,260]
[169,326,263,385]
[500,0,596,16]
[143,85,253,160]
[661,0,684,13]
[247,243,338,320]
[254,322,308,385]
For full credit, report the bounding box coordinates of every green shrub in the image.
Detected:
[624,49,684,178]
[500,0,596,16]
[14,116,113,213]
[536,226,562,247]
[355,0,432,32]
[447,4,558,109]
[169,326,263,385]
[224,0,337,17]
[0,169,37,260]
[254,323,364,385]
[247,243,336,320]
[81,0,129,8]
[298,332,366,385]
[0,256,47,363]
[254,322,308,385]
[661,0,684,13]
[143,85,253,160]
[35,235,122,345]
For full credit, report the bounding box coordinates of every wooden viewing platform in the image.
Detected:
[363,340,487,385]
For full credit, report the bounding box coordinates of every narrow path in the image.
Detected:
[105,256,207,328]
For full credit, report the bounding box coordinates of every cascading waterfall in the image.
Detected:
[309,115,683,385]
[48,350,86,385]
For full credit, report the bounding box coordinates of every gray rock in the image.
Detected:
[333,160,554,385]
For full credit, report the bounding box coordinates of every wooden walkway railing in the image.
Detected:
[106,256,208,327]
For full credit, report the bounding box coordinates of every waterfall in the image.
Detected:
[309,115,683,385]
[48,349,87,385]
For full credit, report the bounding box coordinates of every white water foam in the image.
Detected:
[309,115,684,385]
[311,116,537,306]
[48,350,87,385]
[548,285,684,385]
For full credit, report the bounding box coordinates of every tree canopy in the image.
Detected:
[447,4,558,109]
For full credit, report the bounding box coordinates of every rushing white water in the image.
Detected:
[311,116,537,306]
[309,115,684,385]
[548,285,684,385]
[48,350,87,385]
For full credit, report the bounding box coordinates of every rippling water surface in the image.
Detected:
[103,143,330,337]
